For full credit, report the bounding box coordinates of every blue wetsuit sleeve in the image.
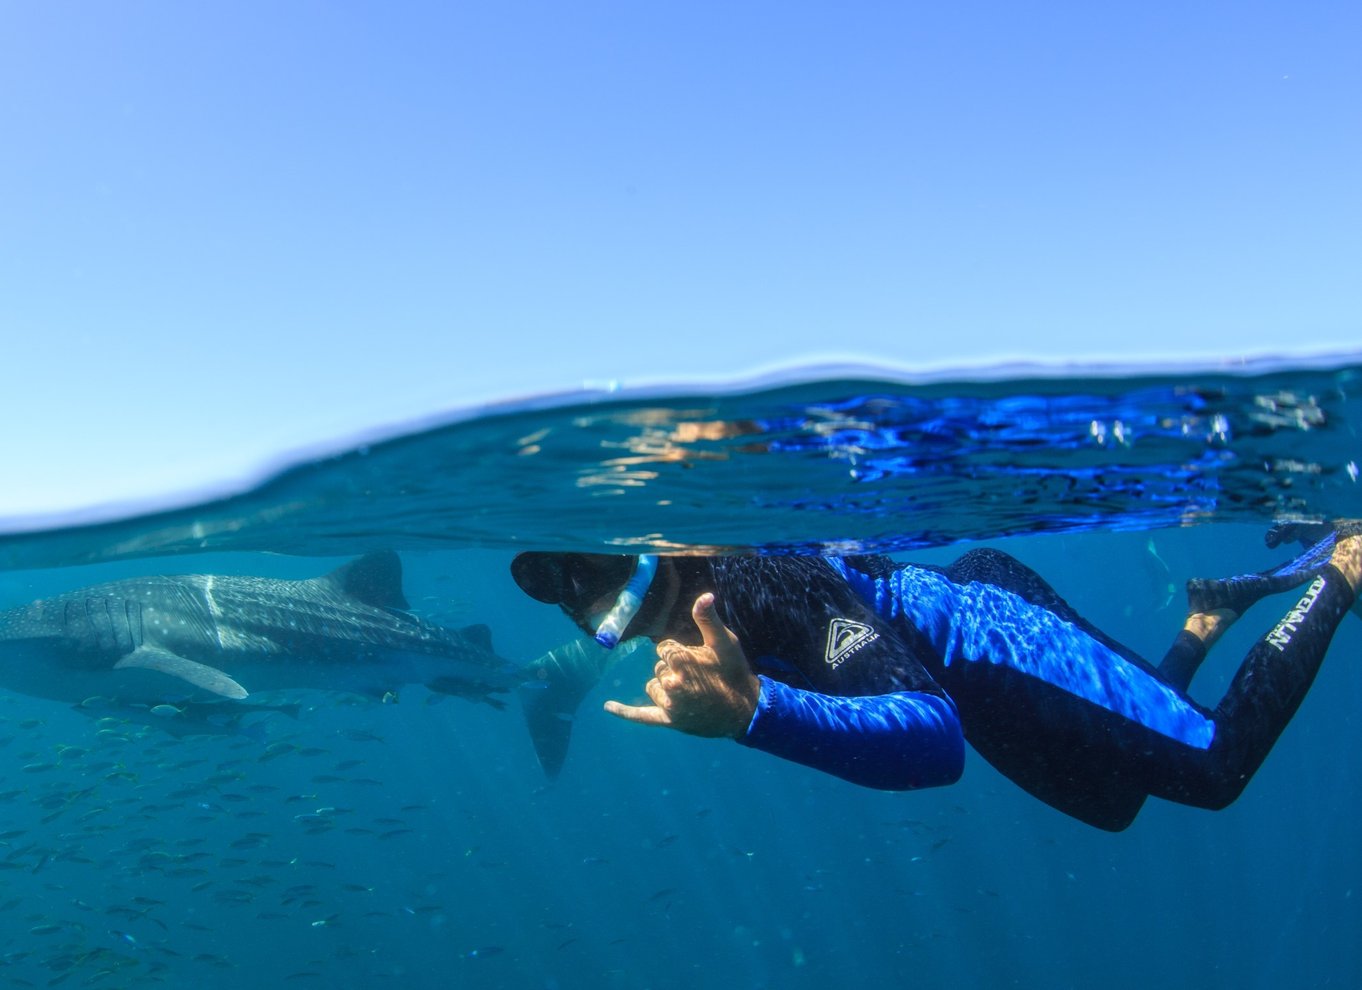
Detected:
[737,675,965,791]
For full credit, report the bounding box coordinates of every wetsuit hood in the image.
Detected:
[512,552,664,647]
[511,552,635,611]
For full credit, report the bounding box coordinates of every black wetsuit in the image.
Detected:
[683,540,1355,831]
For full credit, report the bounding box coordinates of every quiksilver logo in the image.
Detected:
[825,618,879,668]
[1267,576,1327,651]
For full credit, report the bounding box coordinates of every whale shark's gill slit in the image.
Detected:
[127,599,143,650]
[85,596,112,652]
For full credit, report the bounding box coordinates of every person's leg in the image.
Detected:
[1155,629,1212,694]
[1331,526,1362,589]
[1156,529,1343,692]
[1269,519,1362,622]
[1185,534,1338,615]
[1149,525,1361,810]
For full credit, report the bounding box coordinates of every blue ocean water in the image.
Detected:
[0,359,1359,989]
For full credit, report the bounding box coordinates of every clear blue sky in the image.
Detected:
[2,2,1358,521]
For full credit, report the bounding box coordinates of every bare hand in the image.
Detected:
[603,592,760,738]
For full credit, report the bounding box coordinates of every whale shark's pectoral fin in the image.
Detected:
[113,647,250,700]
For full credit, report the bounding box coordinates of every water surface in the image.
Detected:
[0,358,1358,989]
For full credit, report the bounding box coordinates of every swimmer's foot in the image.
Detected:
[1187,573,1308,616]
[1265,519,1333,551]
[1325,520,1362,595]
[1186,521,1357,616]
[1186,569,1321,617]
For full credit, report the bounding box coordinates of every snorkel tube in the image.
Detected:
[593,554,658,648]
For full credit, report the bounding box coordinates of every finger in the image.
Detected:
[657,668,684,693]
[657,640,689,663]
[689,592,728,650]
[645,677,672,709]
[658,640,706,676]
[603,699,673,727]
[688,592,744,671]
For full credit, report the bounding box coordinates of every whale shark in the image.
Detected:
[0,551,521,714]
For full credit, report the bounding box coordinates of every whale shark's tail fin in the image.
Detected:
[519,637,652,778]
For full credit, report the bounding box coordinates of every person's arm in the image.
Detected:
[739,675,963,791]
[605,592,964,791]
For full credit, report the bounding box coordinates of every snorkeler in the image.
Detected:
[510,522,1362,832]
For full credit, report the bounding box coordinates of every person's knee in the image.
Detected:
[1166,775,1245,813]
[1203,778,1247,812]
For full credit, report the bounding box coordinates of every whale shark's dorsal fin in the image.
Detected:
[114,646,250,700]
[323,551,410,611]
